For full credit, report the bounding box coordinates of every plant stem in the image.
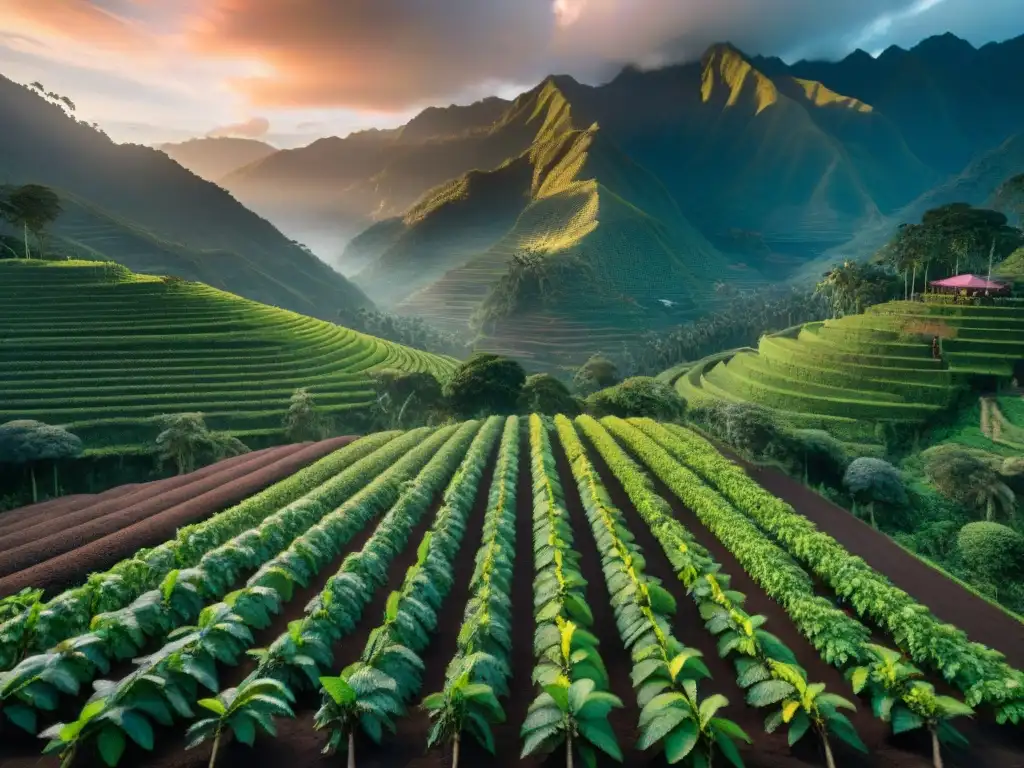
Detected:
[868,500,876,529]
[208,729,221,768]
[931,727,944,768]
[348,730,356,768]
[566,733,574,768]
[822,731,837,768]
[30,465,37,503]
[986,496,994,522]
[452,733,460,768]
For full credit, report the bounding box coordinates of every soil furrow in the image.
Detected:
[0,440,351,597]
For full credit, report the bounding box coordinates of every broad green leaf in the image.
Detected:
[97,726,126,767]
[198,698,227,716]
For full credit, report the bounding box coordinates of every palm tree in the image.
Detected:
[315,665,402,768]
[848,644,972,768]
[185,678,295,768]
[422,672,505,768]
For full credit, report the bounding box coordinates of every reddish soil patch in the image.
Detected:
[0,485,139,534]
[0,448,278,550]
[730,456,1024,671]
[0,439,354,598]
[0,447,295,575]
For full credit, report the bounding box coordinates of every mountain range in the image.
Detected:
[5,32,1023,371]
[206,33,1024,367]
[0,76,370,319]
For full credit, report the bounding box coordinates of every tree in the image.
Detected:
[283,388,330,441]
[518,374,579,415]
[444,353,526,419]
[956,522,1024,583]
[0,420,82,503]
[572,354,620,395]
[368,369,445,430]
[154,413,249,475]
[520,678,623,768]
[184,678,295,768]
[777,429,850,486]
[0,185,62,259]
[816,261,896,317]
[924,447,1016,522]
[842,457,907,529]
[585,377,686,421]
[723,403,783,459]
[423,672,505,768]
[314,666,403,768]
[848,644,973,768]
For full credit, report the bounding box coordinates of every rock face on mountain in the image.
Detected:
[0,76,371,319]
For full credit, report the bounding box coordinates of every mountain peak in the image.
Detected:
[912,31,976,57]
[700,43,777,114]
[701,42,748,65]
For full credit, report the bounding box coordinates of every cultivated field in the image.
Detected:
[0,261,456,451]
[1,417,1021,768]
[676,300,1024,444]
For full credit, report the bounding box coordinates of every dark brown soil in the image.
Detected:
[4,434,1022,768]
[0,439,355,598]
[0,448,281,553]
[0,485,141,534]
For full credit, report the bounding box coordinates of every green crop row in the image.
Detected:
[647,422,1024,725]
[0,431,404,672]
[430,416,521,754]
[313,416,504,763]
[12,426,469,763]
[584,416,875,757]
[555,416,751,766]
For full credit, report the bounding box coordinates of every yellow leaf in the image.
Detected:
[782,701,800,723]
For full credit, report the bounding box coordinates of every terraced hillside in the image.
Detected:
[0,260,456,450]
[0,416,1021,768]
[676,299,1024,443]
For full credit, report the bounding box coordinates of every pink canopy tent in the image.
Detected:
[929,274,1009,293]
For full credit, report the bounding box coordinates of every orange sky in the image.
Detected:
[1,0,1020,147]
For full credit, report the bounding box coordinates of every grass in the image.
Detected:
[0,260,457,450]
[672,297,1023,444]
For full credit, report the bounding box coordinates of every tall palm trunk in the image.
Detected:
[566,734,574,768]
[868,500,877,529]
[22,221,30,259]
[923,262,929,295]
[348,731,356,768]
[53,462,59,497]
[29,465,38,503]
[986,496,994,522]
[930,727,944,768]
[904,270,909,300]
[911,264,918,299]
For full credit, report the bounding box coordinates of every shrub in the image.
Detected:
[956,522,1024,582]
[585,376,685,421]
[722,402,780,458]
[518,373,579,415]
[572,354,620,395]
[843,457,907,529]
[444,353,526,419]
[369,369,445,428]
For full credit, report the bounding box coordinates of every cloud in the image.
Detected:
[206,116,270,138]
[1,0,1022,143]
